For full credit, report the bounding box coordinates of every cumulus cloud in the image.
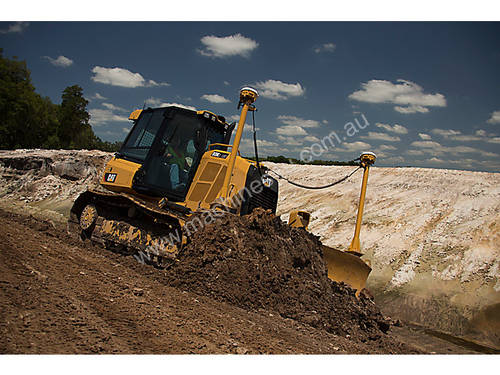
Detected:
[488,137,500,144]
[360,132,401,142]
[198,33,258,58]
[379,144,397,151]
[89,108,129,127]
[239,138,280,154]
[337,141,372,152]
[145,97,196,111]
[89,102,138,127]
[254,80,305,100]
[431,128,461,137]
[256,139,280,147]
[448,135,483,142]
[314,43,336,53]
[487,110,500,124]
[375,123,408,134]
[227,115,242,122]
[394,105,429,114]
[243,125,260,132]
[225,115,257,130]
[91,66,169,88]
[409,140,497,158]
[382,156,405,164]
[277,115,320,128]
[201,94,231,104]
[276,125,307,136]
[410,141,442,149]
[227,114,246,124]
[418,133,431,140]
[348,79,446,114]
[304,135,320,142]
[277,135,304,146]
[430,128,500,144]
[481,151,498,158]
[43,55,73,67]
[89,92,107,101]
[0,21,29,34]
[226,115,250,130]
[102,102,128,112]
[431,128,484,142]
[452,146,495,157]
[406,149,425,156]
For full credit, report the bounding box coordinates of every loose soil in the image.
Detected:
[166,209,392,344]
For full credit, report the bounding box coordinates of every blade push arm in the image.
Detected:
[347,152,376,255]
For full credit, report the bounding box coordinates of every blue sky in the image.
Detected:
[1,20,499,171]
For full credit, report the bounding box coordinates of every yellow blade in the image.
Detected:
[322,245,371,295]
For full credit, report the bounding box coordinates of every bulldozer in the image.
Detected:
[68,87,374,293]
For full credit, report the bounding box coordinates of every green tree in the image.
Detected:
[0,49,63,149]
[0,49,126,152]
[0,48,37,149]
[58,85,93,149]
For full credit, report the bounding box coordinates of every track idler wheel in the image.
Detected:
[79,204,98,237]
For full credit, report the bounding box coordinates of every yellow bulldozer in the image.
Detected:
[69,87,374,293]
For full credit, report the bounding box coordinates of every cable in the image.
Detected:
[247,104,360,189]
[266,165,362,190]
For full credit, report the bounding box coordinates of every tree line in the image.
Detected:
[0,49,121,152]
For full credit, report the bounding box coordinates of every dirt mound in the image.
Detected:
[165,208,390,341]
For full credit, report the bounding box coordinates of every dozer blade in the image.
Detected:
[322,245,371,295]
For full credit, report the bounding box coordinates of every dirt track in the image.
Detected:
[0,209,417,354]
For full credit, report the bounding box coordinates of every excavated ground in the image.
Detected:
[0,208,419,354]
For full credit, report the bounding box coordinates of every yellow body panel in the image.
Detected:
[184,149,252,211]
[128,109,142,120]
[101,157,142,193]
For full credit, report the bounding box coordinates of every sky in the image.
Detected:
[1,19,500,172]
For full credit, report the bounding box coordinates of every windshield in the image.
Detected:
[120,109,166,162]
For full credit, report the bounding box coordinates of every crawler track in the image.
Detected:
[68,190,186,268]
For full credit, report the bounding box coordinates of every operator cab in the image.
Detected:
[117,106,234,202]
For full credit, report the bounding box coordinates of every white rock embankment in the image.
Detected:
[0,149,112,219]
